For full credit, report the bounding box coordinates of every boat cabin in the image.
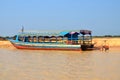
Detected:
[14,30,93,46]
[80,30,94,50]
[10,30,94,51]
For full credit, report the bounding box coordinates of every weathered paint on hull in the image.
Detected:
[11,42,81,51]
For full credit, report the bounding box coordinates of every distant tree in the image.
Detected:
[113,35,120,37]
[104,35,112,37]
[0,36,7,41]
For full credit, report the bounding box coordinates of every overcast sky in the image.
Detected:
[0,0,120,36]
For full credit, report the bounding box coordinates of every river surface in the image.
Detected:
[0,48,120,80]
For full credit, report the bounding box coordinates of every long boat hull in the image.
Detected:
[10,40,81,51]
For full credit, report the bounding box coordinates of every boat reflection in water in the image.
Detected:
[10,30,94,51]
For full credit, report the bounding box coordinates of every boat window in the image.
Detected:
[13,35,17,40]
[57,36,63,42]
[33,36,37,43]
[38,36,44,42]
[44,36,50,42]
[63,37,68,43]
[28,36,33,42]
[18,36,24,41]
[50,36,57,42]
[80,35,91,40]
[24,36,29,42]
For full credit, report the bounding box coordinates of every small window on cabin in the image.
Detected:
[63,37,68,40]
[38,36,44,42]
[13,35,17,40]
[57,36,63,42]
[44,36,50,42]
[33,36,37,43]
[51,36,57,42]
[18,36,24,41]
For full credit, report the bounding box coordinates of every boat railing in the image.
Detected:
[14,29,93,45]
[16,35,93,45]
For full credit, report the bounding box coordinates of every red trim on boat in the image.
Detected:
[12,43,81,51]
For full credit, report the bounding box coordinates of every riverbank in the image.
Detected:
[0,41,15,49]
[93,38,120,47]
[0,38,120,49]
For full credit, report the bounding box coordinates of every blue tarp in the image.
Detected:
[59,31,69,36]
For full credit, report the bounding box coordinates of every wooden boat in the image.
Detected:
[10,30,94,51]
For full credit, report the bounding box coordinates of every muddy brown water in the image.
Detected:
[0,48,120,80]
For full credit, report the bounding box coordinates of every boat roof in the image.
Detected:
[59,31,69,36]
[17,30,91,36]
[80,30,92,35]
[18,32,59,37]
